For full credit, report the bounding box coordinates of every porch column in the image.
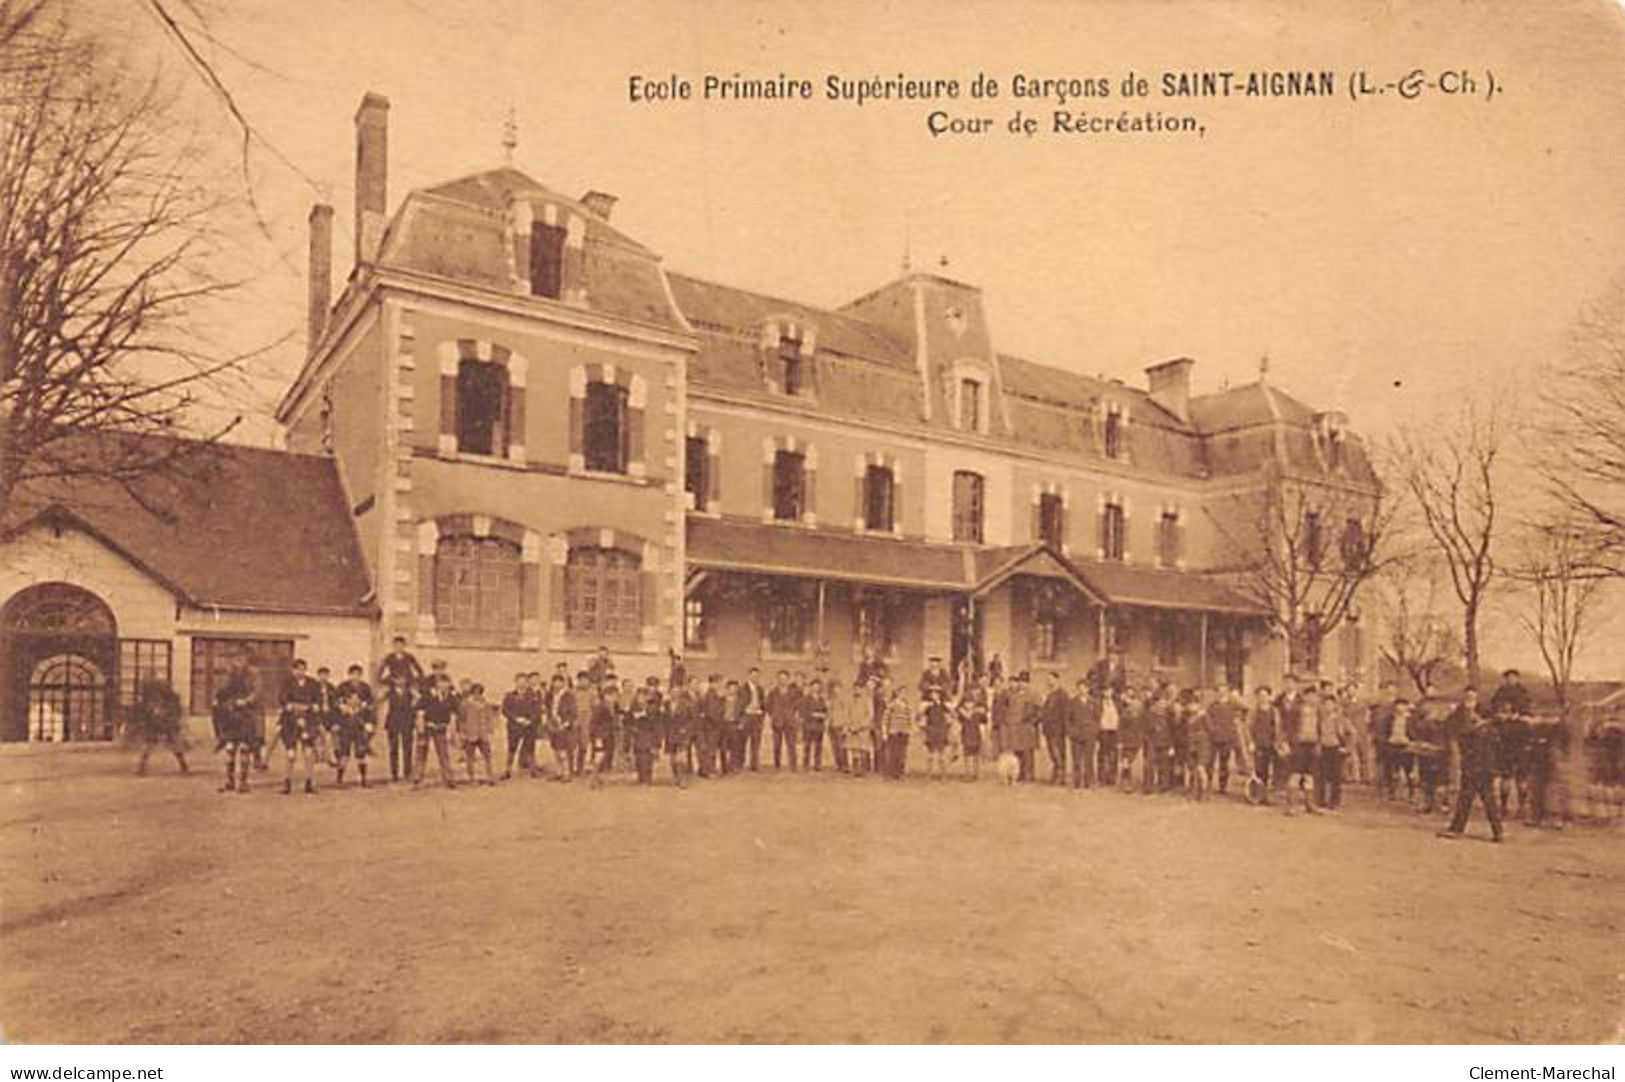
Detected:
[1199,611,1209,686]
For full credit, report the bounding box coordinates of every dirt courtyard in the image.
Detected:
[1,747,1620,1044]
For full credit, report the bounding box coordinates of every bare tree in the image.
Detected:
[0,18,246,520]
[1391,401,1508,689]
[1208,464,1393,675]
[1543,283,1625,573]
[1506,520,1609,721]
[1372,555,1461,696]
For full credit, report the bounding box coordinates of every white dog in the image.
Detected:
[996,751,1020,785]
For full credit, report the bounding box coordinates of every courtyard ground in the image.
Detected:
[1,746,1620,1044]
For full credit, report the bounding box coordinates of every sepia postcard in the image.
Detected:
[1,0,1623,1061]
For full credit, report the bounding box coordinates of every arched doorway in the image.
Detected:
[1,583,118,743]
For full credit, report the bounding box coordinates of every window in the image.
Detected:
[1102,501,1126,561]
[565,546,642,639]
[685,435,709,509]
[684,595,711,652]
[435,536,522,638]
[959,378,983,431]
[118,640,173,709]
[855,592,898,658]
[1032,618,1058,662]
[189,638,294,715]
[1038,492,1065,548]
[1103,408,1124,459]
[456,359,508,456]
[763,583,811,655]
[1031,584,1062,661]
[773,450,806,521]
[1340,518,1367,570]
[1303,511,1324,570]
[777,331,805,396]
[952,470,985,543]
[583,381,629,473]
[1153,613,1179,668]
[1328,432,1348,472]
[530,221,565,299]
[864,465,895,532]
[1158,510,1181,568]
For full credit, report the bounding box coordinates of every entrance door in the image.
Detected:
[1,583,118,742]
[27,654,110,742]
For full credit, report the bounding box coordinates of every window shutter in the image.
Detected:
[439,370,457,450]
[1031,495,1041,544]
[804,460,818,523]
[1097,506,1107,557]
[626,399,645,473]
[1059,500,1070,552]
[762,457,775,518]
[506,381,525,461]
[708,446,721,509]
[855,469,867,529]
[568,395,584,461]
[1175,518,1187,568]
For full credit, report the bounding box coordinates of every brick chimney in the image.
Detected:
[307,203,333,356]
[581,190,617,221]
[354,92,389,265]
[1145,357,1195,424]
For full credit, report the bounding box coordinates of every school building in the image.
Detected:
[0,91,1380,741]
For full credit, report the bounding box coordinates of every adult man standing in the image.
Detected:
[767,670,801,771]
[1439,692,1504,843]
[501,673,540,779]
[1005,673,1041,782]
[1066,679,1100,788]
[1039,671,1070,785]
[740,667,767,771]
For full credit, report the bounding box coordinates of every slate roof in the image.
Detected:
[382,167,688,333]
[3,435,374,616]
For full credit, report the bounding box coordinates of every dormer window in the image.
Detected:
[1103,406,1124,460]
[960,378,983,431]
[778,331,805,396]
[530,221,565,299]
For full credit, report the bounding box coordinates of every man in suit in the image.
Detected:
[1006,672,1041,782]
[767,670,801,771]
[1067,678,1101,788]
[740,667,767,771]
[1039,671,1070,785]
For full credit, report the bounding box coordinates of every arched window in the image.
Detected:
[583,381,629,473]
[565,546,642,639]
[456,359,509,456]
[434,536,522,637]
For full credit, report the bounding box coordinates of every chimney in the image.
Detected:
[354,92,389,265]
[1145,356,1195,423]
[307,203,334,355]
[581,190,617,221]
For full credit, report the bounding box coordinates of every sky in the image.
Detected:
[81,0,1625,676]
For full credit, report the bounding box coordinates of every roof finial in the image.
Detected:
[1258,352,1271,383]
[501,105,518,165]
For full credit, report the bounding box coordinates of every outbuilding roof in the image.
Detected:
[3,435,374,616]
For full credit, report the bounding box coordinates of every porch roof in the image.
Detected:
[686,517,973,591]
[685,519,1269,616]
[1067,558,1269,617]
